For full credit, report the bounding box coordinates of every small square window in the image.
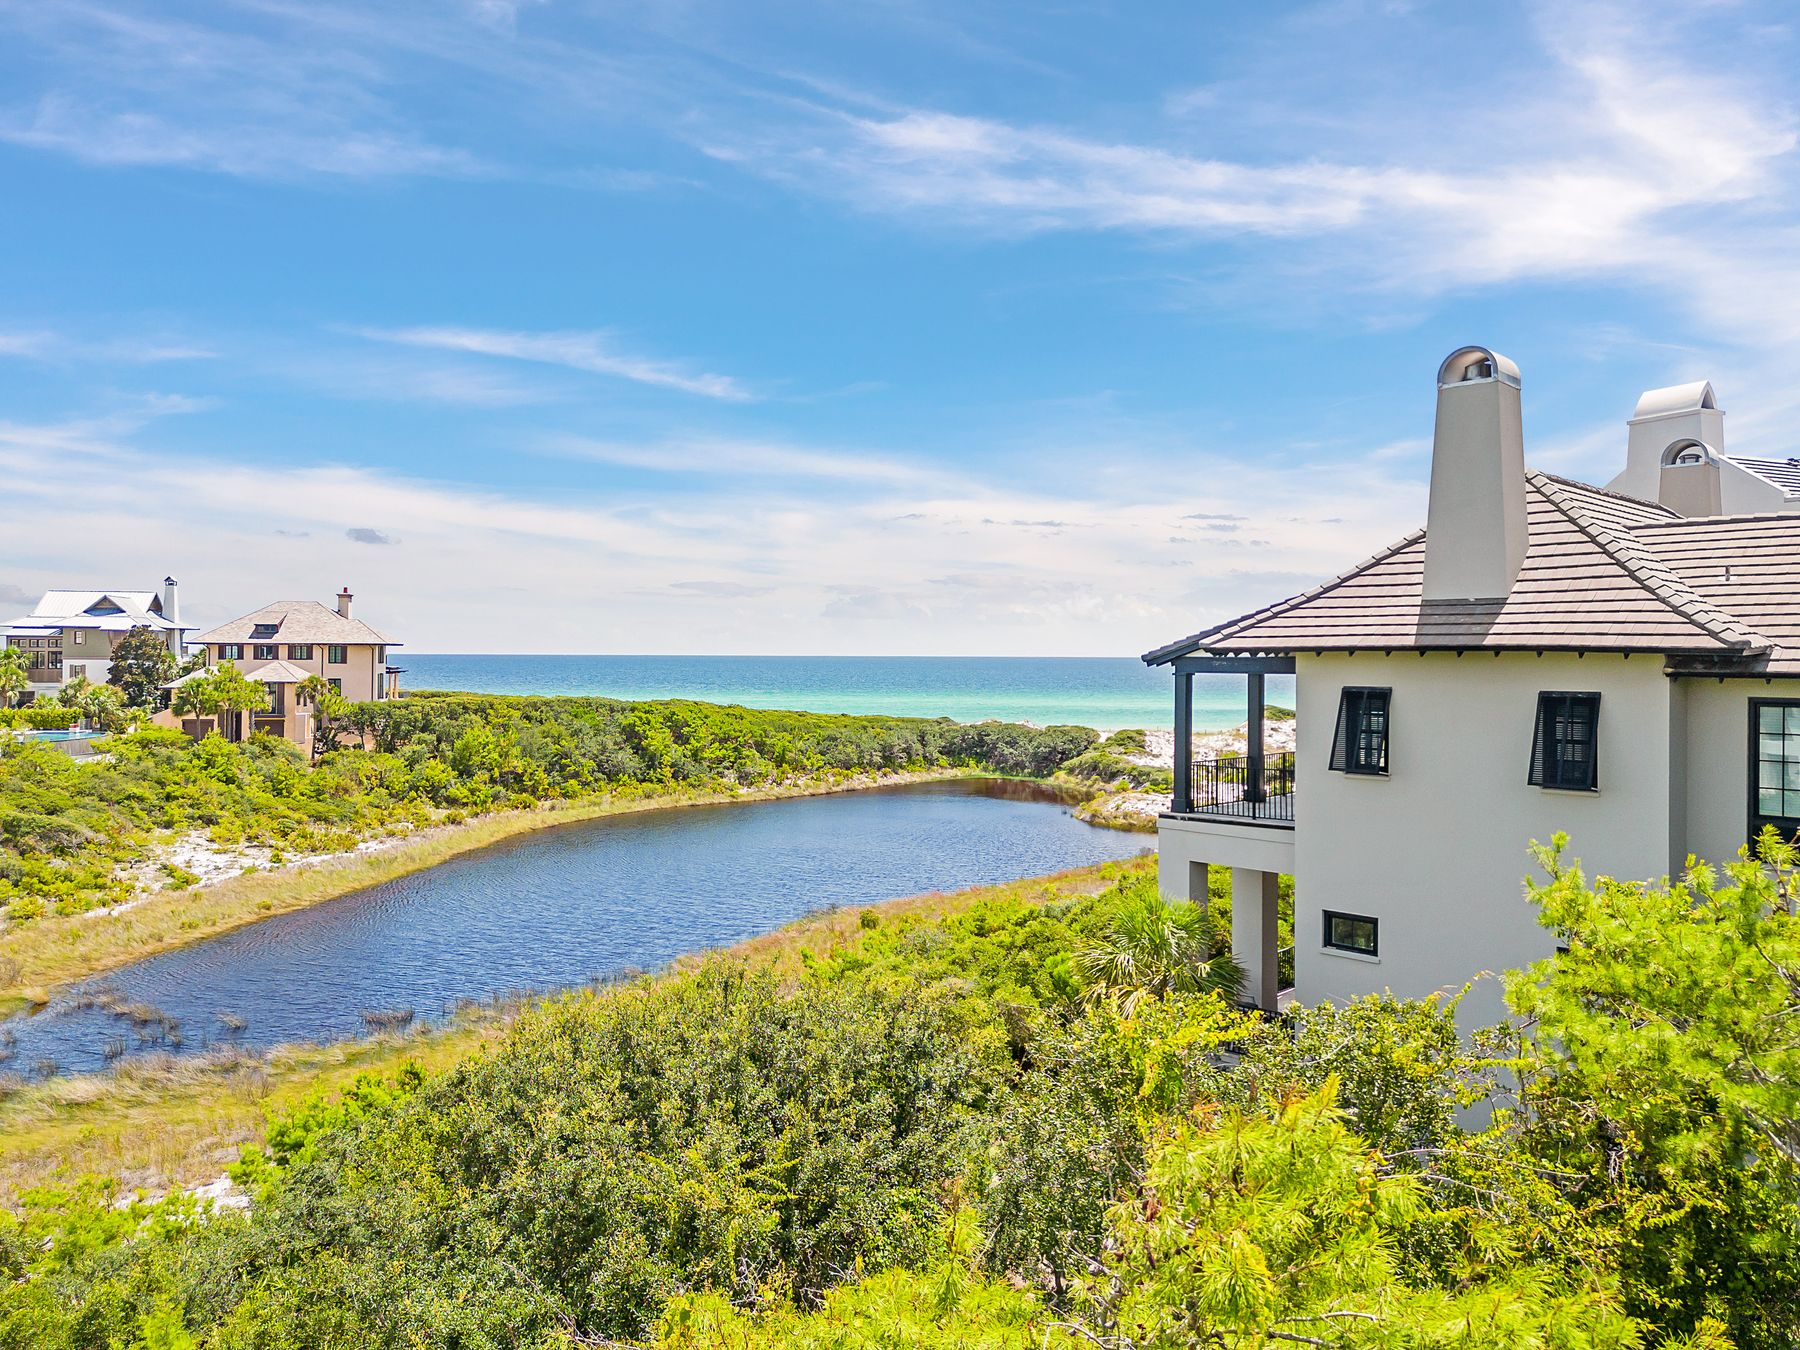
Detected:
[1529,692,1600,791]
[328,645,348,665]
[1323,910,1378,956]
[253,644,279,661]
[327,677,342,695]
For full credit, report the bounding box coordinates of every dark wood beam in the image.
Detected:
[1168,655,1296,675]
[1172,670,1193,814]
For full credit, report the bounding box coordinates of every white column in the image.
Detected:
[1231,867,1281,1011]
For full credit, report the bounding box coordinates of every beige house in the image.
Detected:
[2,579,190,697]
[1144,347,1800,1028]
[175,589,403,747]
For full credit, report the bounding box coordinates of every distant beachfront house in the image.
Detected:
[1144,347,1800,1027]
[1,579,191,697]
[174,588,404,746]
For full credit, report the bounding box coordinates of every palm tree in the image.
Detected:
[295,674,349,756]
[1078,888,1243,1013]
[0,647,27,710]
[209,661,270,742]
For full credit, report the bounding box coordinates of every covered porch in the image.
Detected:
[1146,652,1297,1012]
[1165,654,1297,827]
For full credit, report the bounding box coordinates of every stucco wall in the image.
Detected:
[221,643,386,702]
[1293,651,1678,1026]
[1681,676,1800,868]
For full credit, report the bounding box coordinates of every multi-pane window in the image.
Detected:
[327,677,342,695]
[1751,701,1800,840]
[327,645,348,665]
[1329,687,1391,775]
[1323,910,1378,956]
[253,644,279,661]
[287,644,313,661]
[1529,692,1600,791]
[251,623,279,639]
[218,644,242,661]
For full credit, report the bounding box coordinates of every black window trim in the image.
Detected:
[1529,690,1601,792]
[1749,698,1800,844]
[1329,685,1392,776]
[1322,909,1379,957]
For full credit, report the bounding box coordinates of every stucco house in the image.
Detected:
[1144,347,1800,1026]
[175,589,403,747]
[2,578,190,697]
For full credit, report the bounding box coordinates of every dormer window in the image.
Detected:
[84,598,123,616]
[251,622,280,639]
[1662,439,1712,468]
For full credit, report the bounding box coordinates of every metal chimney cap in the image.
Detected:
[1437,345,1521,390]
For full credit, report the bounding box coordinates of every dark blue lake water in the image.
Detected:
[2,780,1146,1078]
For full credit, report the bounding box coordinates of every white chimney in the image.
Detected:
[161,576,182,660]
[1422,346,1528,602]
[1607,381,1724,505]
[337,587,353,619]
[1657,442,1723,517]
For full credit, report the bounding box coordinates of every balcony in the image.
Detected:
[1184,751,1295,826]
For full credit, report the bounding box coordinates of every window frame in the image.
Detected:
[1529,691,1601,792]
[286,644,313,661]
[1749,699,1800,843]
[327,677,342,695]
[252,643,279,662]
[1329,686,1391,776]
[218,644,242,662]
[327,644,348,665]
[1322,909,1379,957]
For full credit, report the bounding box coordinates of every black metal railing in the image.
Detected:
[1187,751,1295,823]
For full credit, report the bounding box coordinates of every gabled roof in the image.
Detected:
[166,659,316,688]
[2,589,188,636]
[194,601,399,647]
[1145,471,1777,664]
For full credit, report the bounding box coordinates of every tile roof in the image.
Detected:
[1145,471,1784,665]
[193,600,399,647]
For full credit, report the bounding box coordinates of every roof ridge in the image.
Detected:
[1527,471,1768,652]
[1142,528,1426,663]
[1531,470,1679,518]
[1633,510,1800,530]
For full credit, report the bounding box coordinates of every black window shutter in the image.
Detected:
[1329,689,1354,771]
[1331,687,1391,775]
[1530,692,1599,790]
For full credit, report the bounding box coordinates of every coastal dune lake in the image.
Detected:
[5,780,1146,1077]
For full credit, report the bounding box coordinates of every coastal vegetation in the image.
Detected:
[4,837,1797,1347]
[0,694,1125,999]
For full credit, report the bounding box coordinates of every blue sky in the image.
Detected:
[3,0,1799,655]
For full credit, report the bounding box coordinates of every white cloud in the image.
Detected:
[354,326,755,401]
[0,410,1424,656]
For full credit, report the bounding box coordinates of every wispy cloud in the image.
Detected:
[345,527,398,545]
[543,434,951,486]
[354,326,755,401]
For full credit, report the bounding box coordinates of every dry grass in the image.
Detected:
[0,767,980,1000]
[0,854,1154,1199]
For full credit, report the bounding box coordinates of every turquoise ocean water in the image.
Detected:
[400,654,1294,733]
